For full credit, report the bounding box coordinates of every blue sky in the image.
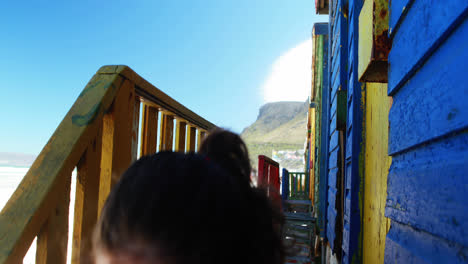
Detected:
[0,1,327,155]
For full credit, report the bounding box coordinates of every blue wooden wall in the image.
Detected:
[386,0,468,262]
[326,0,348,253]
[342,0,365,263]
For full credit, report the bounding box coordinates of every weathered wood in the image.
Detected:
[326,1,347,250]
[315,0,329,14]
[389,19,468,155]
[342,0,365,261]
[386,132,468,247]
[98,79,137,214]
[111,79,137,180]
[388,0,412,37]
[388,0,468,95]
[0,72,124,263]
[159,113,174,151]
[36,171,72,264]
[97,113,114,217]
[385,221,468,263]
[186,126,197,152]
[175,120,187,152]
[358,0,390,82]
[139,104,159,156]
[72,136,103,264]
[385,3,468,261]
[363,83,391,264]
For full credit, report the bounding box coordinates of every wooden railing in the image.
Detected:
[283,171,309,200]
[0,65,215,264]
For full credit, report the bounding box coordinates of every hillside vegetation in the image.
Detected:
[241,101,308,171]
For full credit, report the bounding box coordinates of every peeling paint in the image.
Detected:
[72,103,102,127]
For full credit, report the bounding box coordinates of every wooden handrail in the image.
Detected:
[0,65,215,264]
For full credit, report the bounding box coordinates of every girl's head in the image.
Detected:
[199,128,252,187]
[94,152,284,264]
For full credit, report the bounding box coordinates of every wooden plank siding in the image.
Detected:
[309,107,316,203]
[326,0,348,255]
[312,23,329,240]
[385,0,468,262]
[341,0,366,263]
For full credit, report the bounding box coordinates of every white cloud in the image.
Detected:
[262,39,312,103]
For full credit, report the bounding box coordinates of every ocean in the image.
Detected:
[1,166,77,264]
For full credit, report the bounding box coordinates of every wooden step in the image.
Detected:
[284,212,315,221]
[284,200,311,205]
[283,200,313,213]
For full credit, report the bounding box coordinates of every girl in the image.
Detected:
[93,151,284,264]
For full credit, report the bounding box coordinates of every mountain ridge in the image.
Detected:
[241,101,307,171]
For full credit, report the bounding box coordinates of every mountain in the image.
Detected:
[241,101,308,171]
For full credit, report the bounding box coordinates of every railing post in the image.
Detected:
[36,172,72,264]
[98,79,137,215]
[72,134,103,264]
[293,173,297,199]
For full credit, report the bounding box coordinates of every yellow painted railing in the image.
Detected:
[0,65,215,264]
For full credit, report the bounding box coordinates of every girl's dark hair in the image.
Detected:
[94,151,284,264]
[199,128,252,187]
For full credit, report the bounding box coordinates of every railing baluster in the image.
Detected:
[288,174,291,199]
[159,113,174,151]
[140,104,159,156]
[197,130,206,150]
[186,126,197,152]
[301,174,303,196]
[301,174,304,196]
[98,112,114,216]
[72,135,102,264]
[36,171,72,264]
[175,120,187,152]
[293,174,297,199]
